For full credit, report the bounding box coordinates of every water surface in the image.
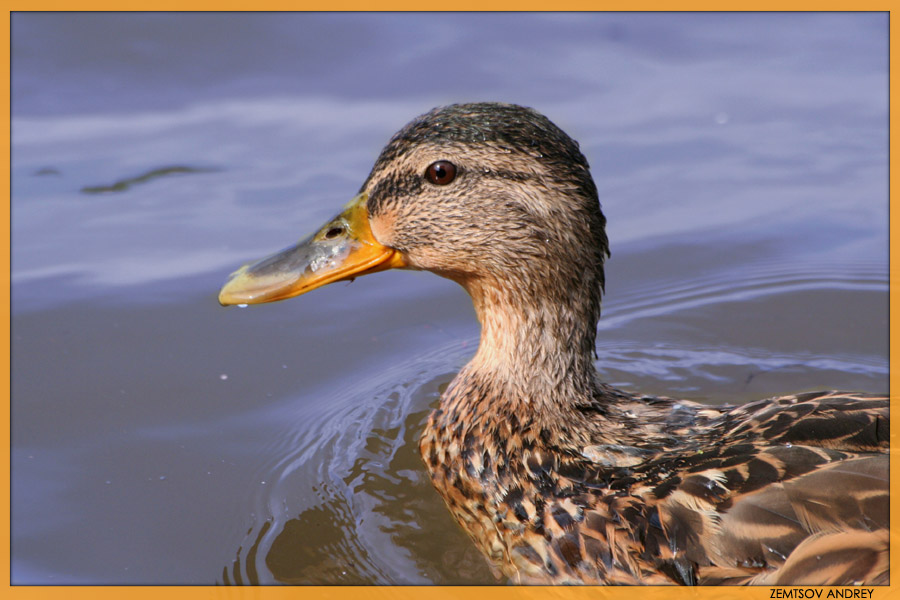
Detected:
[11,12,888,584]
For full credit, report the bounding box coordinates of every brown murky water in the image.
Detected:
[11,12,888,584]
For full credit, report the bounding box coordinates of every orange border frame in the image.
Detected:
[2,6,896,600]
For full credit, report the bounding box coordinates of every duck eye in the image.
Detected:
[425,160,457,185]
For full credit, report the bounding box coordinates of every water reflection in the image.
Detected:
[81,165,217,194]
[219,365,498,584]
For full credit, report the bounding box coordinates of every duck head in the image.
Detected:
[220,103,609,400]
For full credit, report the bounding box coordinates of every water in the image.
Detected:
[11,12,888,584]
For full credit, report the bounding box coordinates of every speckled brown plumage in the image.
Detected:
[224,102,890,585]
[421,385,887,584]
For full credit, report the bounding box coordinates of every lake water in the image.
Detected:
[11,12,888,585]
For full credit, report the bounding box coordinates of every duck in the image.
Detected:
[219,102,889,585]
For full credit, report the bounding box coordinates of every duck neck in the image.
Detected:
[454,275,602,421]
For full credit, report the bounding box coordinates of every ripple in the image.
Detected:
[222,342,490,584]
[601,258,886,330]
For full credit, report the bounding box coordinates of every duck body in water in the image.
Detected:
[219,103,888,585]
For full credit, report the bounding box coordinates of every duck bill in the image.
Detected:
[218,193,405,306]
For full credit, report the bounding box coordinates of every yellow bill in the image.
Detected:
[218,193,405,306]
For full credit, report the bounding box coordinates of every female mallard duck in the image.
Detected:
[219,103,888,585]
